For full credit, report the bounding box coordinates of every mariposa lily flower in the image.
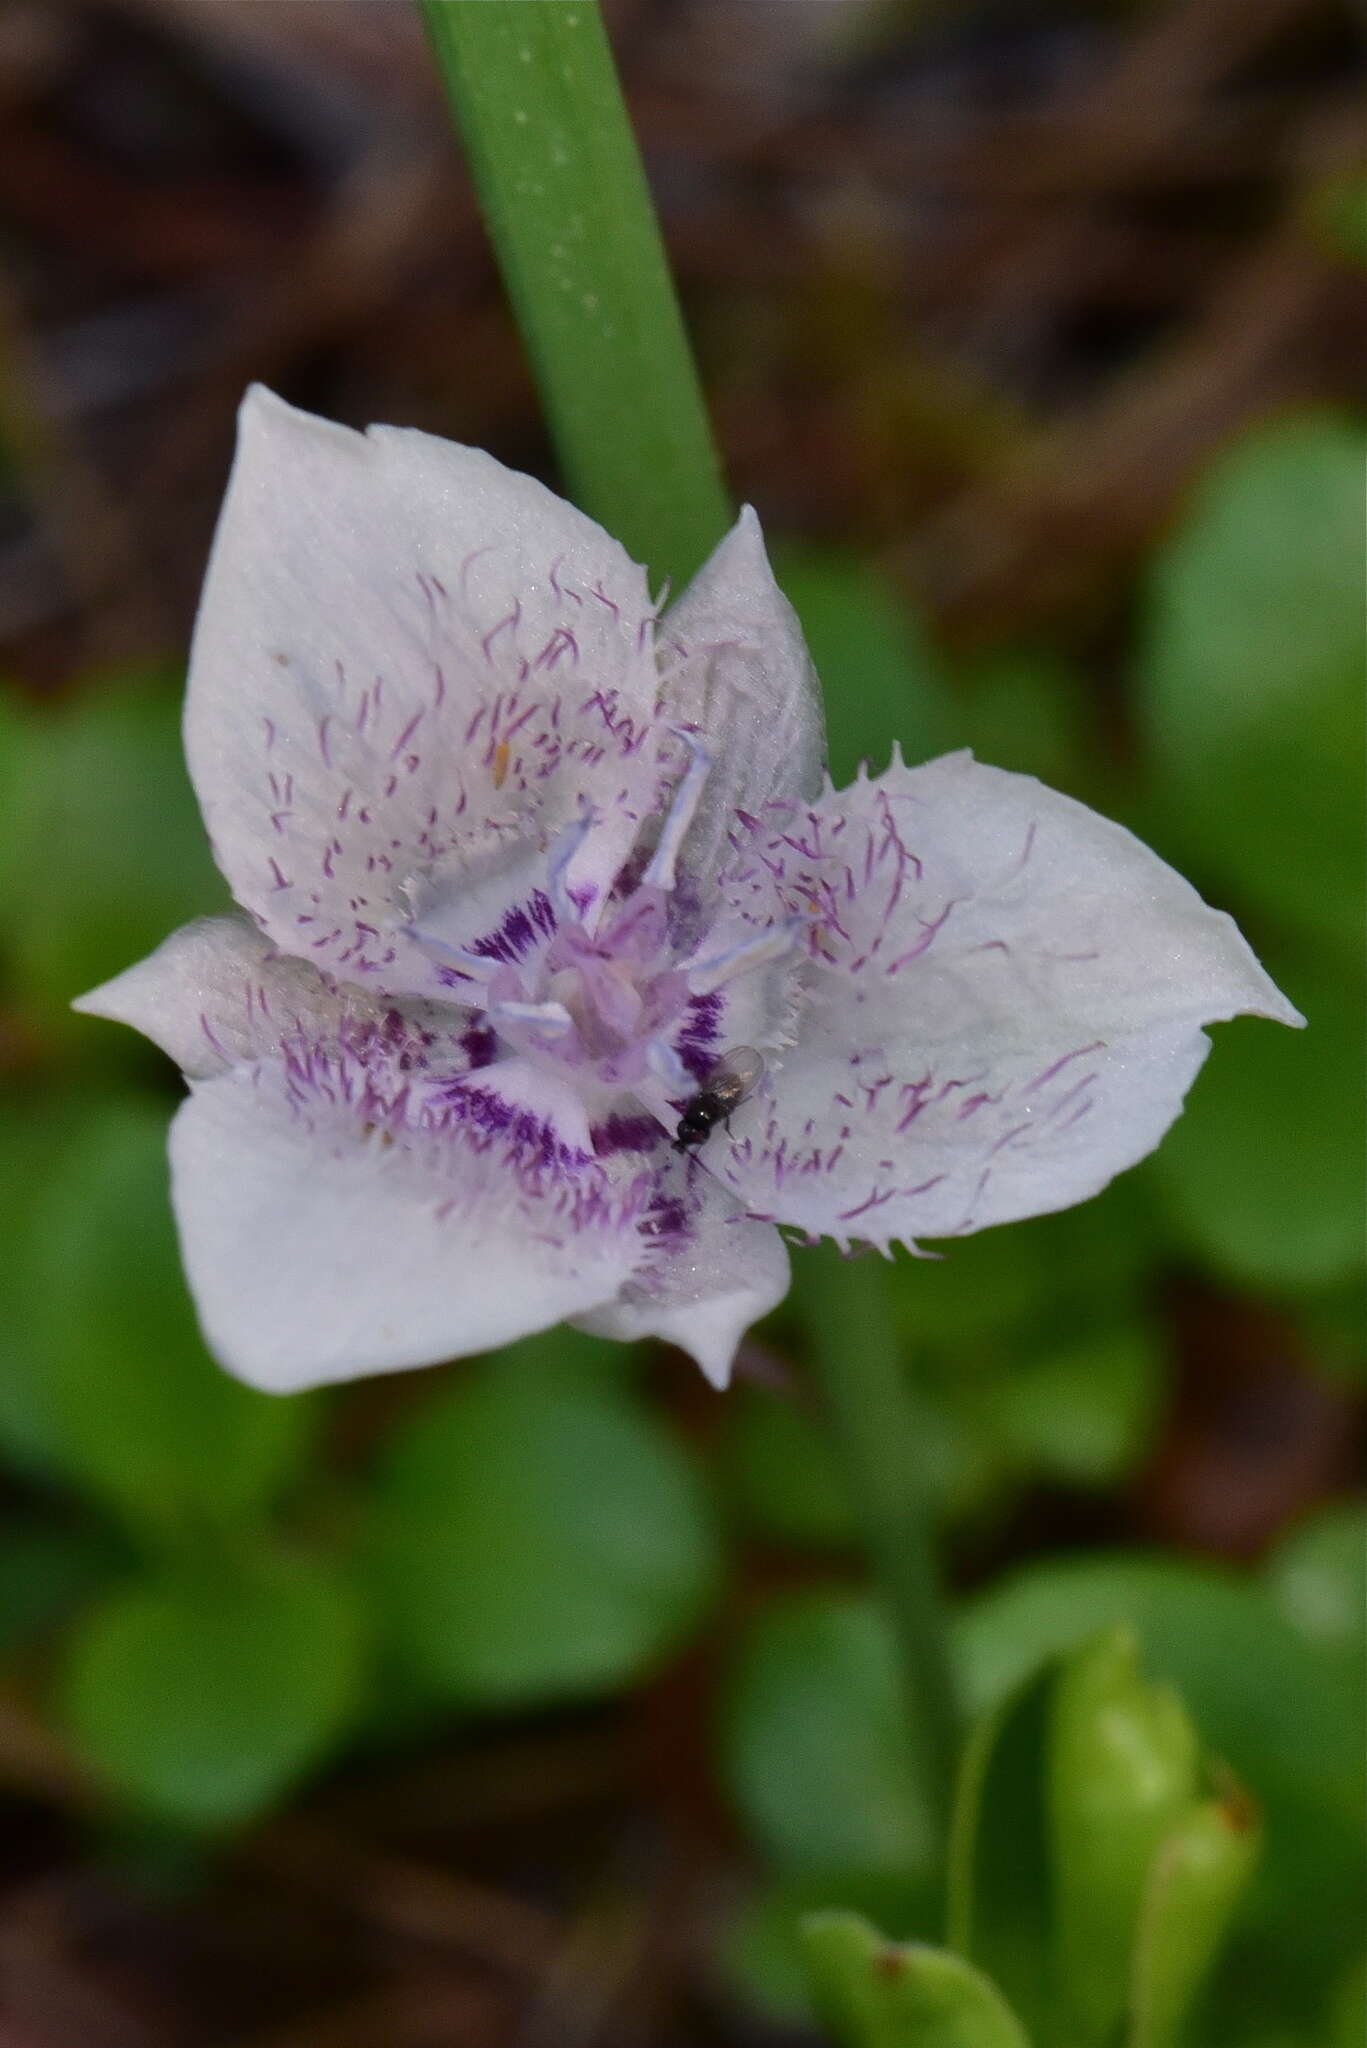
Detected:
[77,389,1301,1393]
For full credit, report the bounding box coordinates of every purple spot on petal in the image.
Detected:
[592,1114,664,1158]
[460,1021,498,1068]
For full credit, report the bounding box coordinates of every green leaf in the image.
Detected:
[1151,943,1363,1294]
[1328,1955,1367,2048]
[59,1551,366,1827]
[774,546,956,787]
[945,1658,1055,2035]
[983,1324,1164,1487]
[957,1554,1362,1813]
[726,1872,941,2031]
[0,1521,121,1654]
[956,1554,1364,2001]
[0,676,227,1027]
[722,1384,857,1550]
[723,1590,937,1878]
[1048,1628,1200,2046]
[1130,1788,1262,2048]
[801,1912,1031,2048]
[367,1353,721,1708]
[1264,1501,1366,1672]
[0,1088,100,1472]
[0,679,28,828]
[25,1099,312,1539]
[1136,411,1365,956]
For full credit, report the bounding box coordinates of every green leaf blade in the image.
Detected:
[26,1102,313,1541]
[60,1551,366,1829]
[367,1353,722,1709]
[723,1590,937,1879]
[1137,410,1366,957]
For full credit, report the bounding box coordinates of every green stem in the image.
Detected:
[422,0,959,1858]
[802,1248,961,1851]
[420,0,730,590]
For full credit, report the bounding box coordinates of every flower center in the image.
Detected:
[483,883,691,1089]
[403,736,805,1129]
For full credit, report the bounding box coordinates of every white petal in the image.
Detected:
[708,751,1303,1247]
[573,1161,789,1387]
[662,507,827,922]
[73,914,480,1082]
[169,1060,648,1392]
[76,916,363,1077]
[186,387,669,995]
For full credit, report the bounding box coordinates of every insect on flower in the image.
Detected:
[672,1047,766,1154]
[74,388,1304,1395]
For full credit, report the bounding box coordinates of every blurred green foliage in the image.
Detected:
[366,1340,722,1708]
[20,1101,313,1538]
[0,405,1361,2046]
[725,1590,939,1880]
[0,673,227,1032]
[796,1628,1266,2048]
[953,1626,1264,2048]
[1047,1628,1205,2043]
[801,1910,1031,2048]
[61,1548,366,1827]
[1137,413,1363,959]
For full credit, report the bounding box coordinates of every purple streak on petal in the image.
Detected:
[676,990,724,1081]
[1045,1073,1100,1123]
[1023,1040,1106,1095]
[839,1185,897,1222]
[885,898,957,973]
[390,709,425,759]
[987,1121,1033,1158]
[481,603,522,668]
[469,889,558,966]
[199,1013,231,1061]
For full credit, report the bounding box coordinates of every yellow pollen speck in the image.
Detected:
[492,740,511,789]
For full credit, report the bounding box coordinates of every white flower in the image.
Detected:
[76,389,1302,1394]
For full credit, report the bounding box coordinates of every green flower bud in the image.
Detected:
[800,1911,1031,2048]
[1131,1781,1262,2048]
[1048,1626,1201,2044]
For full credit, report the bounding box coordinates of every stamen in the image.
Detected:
[647,1037,692,1093]
[679,915,806,996]
[489,999,575,1036]
[546,805,601,927]
[403,919,501,984]
[642,728,710,892]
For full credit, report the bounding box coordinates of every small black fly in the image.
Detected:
[671,1046,766,1153]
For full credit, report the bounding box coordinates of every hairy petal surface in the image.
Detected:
[169,1060,648,1392]
[77,381,1301,1398]
[662,508,826,932]
[710,751,1303,1247]
[186,388,672,997]
[574,1159,789,1388]
[73,915,465,1079]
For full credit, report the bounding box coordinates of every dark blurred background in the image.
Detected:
[0,2,1362,2045]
